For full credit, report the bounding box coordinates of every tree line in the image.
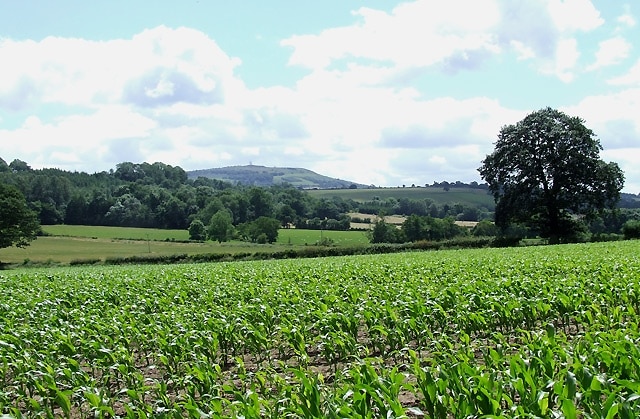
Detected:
[0,158,494,235]
[0,159,357,243]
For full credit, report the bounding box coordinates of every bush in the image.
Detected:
[69,258,102,266]
[472,220,499,237]
[590,233,622,242]
[622,220,640,239]
[492,235,522,247]
[188,219,207,241]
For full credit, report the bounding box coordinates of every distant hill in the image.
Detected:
[187,165,366,189]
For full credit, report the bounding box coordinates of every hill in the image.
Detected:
[187,165,365,189]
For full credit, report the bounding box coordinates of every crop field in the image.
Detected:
[1,241,640,417]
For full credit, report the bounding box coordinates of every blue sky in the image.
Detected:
[1,0,639,192]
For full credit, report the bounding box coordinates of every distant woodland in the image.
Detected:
[1,158,639,241]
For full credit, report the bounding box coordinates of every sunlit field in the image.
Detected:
[276,228,369,246]
[0,226,369,265]
[41,225,190,241]
[1,240,639,417]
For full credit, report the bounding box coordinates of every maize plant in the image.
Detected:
[0,240,639,417]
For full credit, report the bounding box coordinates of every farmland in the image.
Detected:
[0,226,369,266]
[1,240,640,417]
[307,185,496,208]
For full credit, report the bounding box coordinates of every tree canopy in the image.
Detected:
[0,183,40,250]
[478,107,625,244]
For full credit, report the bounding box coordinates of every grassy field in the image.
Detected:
[0,236,280,265]
[0,225,369,265]
[277,228,369,246]
[308,185,496,208]
[42,224,190,241]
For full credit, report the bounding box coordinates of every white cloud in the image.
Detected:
[587,37,632,71]
[608,59,640,86]
[429,155,447,165]
[547,0,604,32]
[282,0,501,75]
[1,3,639,193]
[0,26,242,110]
[279,0,605,87]
[602,149,640,193]
[565,88,640,149]
[538,37,580,82]
[617,5,637,28]
[241,147,260,156]
[496,0,604,82]
[510,40,536,60]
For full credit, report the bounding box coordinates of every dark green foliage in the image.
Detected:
[400,215,468,242]
[105,194,150,227]
[238,216,280,243]
[472,220,499,237]
[9,159,31,172]
[188,219,206,241]
[0,183,40,249]
[622,220,640,239]
[357,196,491,221]
[247,187,274,219]
[1,152,628,244]
[105,253,189,265]
[207,210,235,243]
[0,158,322,231]
[303,215,351,231]
[369,219,404,243]
[479,108,624,244]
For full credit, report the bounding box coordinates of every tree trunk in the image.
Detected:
[547,202,561,245]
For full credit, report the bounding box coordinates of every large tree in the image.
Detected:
[478,107,624,244]
[207,210,235,243]
[0,183,40,250]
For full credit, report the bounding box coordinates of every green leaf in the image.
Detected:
[561,398,577,419]
[55,390,71,416]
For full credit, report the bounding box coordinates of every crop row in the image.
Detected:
[0,240,639,417]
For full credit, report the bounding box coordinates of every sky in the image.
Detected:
[1,1,639,193]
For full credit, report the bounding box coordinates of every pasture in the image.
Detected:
[308,185,495,208]
[1,240,639,417]
[277,228,369,246]
[42,225,190,241]
[0,225,369,266]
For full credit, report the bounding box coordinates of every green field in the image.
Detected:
[42,225,190,241]
[308,185,496,208]
[1,241,639,417]
[0,225,369,265]
[277,228,369,246]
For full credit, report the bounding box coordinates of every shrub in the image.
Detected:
[70,258,102,266]
[188,219,207,241]
[622,220,640,239]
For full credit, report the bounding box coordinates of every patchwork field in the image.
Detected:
[308,186,496,208]
[1,240,639,417]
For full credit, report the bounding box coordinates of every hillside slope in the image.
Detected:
[187,165,365,189]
